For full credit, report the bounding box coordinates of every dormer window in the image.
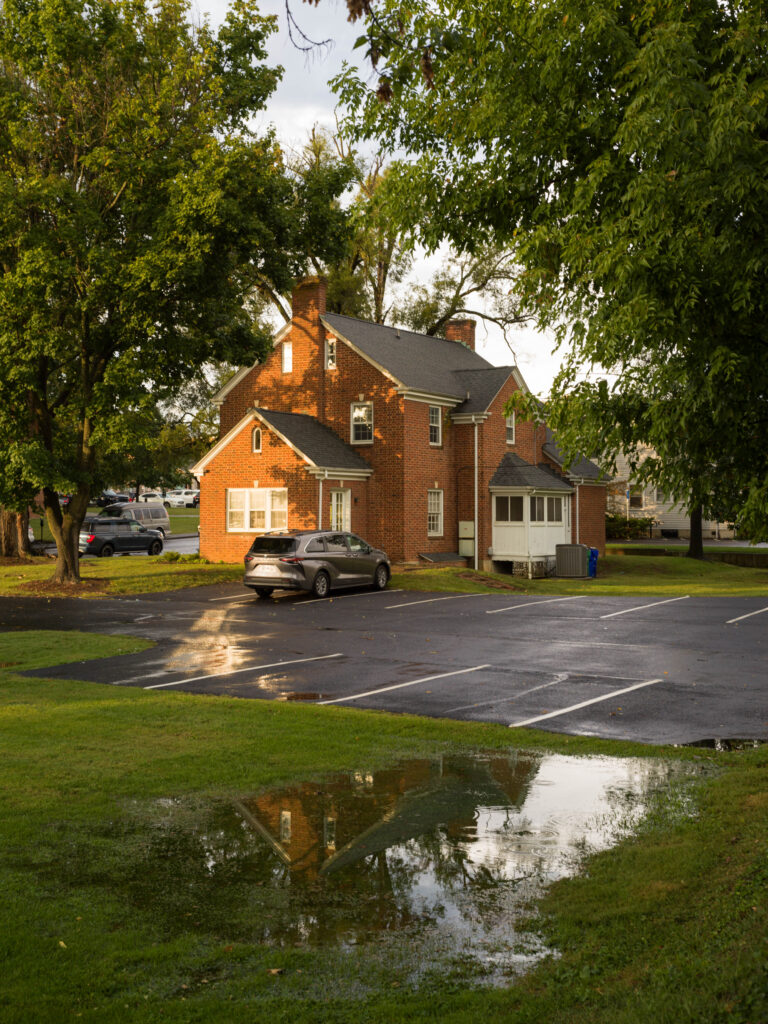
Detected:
[251,427,261,453]
[325,337,337,369]
[282,341,292,373]
[429,406,441,446]
[505,413,515,444]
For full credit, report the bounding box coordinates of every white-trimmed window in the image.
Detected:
[530,495,545,522]
[226,487,287,532]
[325,337,337,369]
[429,405,442,446]
[281,341,292,373]
[251,427,261,453]
[505,413,515,444]
[547,496,563,522]
[494,495,524,522]
[629,487,644,509]
[427,489,444,536]
[351,402,373,444]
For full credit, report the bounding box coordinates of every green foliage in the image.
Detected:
[334,0,768,539]
[0,0,350,574]
[605,514,656,540]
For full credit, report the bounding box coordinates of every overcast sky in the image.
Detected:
[195,0,563,395]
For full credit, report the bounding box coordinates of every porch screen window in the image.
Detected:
[530,496,545,522]
[547,497,563,522]
[226,488,288,532]
[505,413,515,444]
[427,489,444,536]
[429,406,441,446]
[351,402,373,444]
[495,495,524,522]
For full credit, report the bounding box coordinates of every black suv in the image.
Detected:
[79,517,164,557]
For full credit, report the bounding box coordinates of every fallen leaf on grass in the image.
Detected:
[267,968,283,976]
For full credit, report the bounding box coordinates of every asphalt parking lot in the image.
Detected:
[8,585,767,746]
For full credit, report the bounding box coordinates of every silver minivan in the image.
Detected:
[97,501,171,537]
[243,530,390,598]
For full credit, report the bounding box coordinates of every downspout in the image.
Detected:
[474,420,479,571]
[575,483,580,543]
[318,470,327,529]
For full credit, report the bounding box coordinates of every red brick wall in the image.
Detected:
[402,401,456,561]
[573,483,607,555]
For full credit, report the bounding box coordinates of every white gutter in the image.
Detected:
[474,421,479,570]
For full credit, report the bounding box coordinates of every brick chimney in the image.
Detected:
[445,318,476,351]
[291,275,327,326]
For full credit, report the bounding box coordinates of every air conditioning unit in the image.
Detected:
[556,543,589,577]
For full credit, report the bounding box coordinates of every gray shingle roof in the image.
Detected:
[256,409,372,472]
[543,428,603,480]
[321,313,495,398]
[451,367,515,414]
[489,453,573,491]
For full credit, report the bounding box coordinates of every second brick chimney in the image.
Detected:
[291,275,327,326]
[445,318,476,351]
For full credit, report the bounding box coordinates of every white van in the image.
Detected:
[97,501,171,537]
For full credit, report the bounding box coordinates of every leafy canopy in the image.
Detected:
[333,0,768,539]
[0,0,351,575]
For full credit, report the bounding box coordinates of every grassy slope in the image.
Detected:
[1,632,766,1023]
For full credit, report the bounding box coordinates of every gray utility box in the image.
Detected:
[556,543,589,577]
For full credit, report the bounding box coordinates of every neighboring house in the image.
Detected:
[193,277,606,572]
[609,450,735,539]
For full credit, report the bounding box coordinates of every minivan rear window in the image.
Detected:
[248,537,297,555]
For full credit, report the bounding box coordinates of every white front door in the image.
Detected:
[329,489,351,531]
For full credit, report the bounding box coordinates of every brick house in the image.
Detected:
[193,277,606,570]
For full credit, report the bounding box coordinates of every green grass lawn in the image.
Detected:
[2,550,768,599]
[1,631,766,1023]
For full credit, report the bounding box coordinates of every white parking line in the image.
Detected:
[447,672,571,714]
[726,605,768,625]
[142,653,343,690]
[509,677,664,729]
[208,594,252,603]
[386,594,488,610]
[318,664,491,705]
[599,596,690,620]
[303,589,403,606]
[486,596,584,615]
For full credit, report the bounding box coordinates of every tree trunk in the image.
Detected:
[1,509,18,556]
[16,510,32,556]
[43,487,84,583]
[687,505,704,559]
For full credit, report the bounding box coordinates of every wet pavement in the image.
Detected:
[18,750,696,991]
[6,584,768,745]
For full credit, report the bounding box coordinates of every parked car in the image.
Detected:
[96,501,171,537]
[79,517,164,557]
[138,492,162,502]
[164,489,200,508]
[96,489,131,507]
[243,530,390,599]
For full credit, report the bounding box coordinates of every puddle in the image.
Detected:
[21,751,697,993]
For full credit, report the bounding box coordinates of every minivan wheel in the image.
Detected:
[373,563,389,590]
[163,501,171,509]
[311,571,330,598]
[149,540,163,556]
[255,587,273,599]
[99,544,114,557]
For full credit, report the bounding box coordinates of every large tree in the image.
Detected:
[330,0,768,545]
[0,0,350,580]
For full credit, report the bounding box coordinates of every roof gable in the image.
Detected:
[321,313,494,399]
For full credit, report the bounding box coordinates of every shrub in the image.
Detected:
[606,513,656,539]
